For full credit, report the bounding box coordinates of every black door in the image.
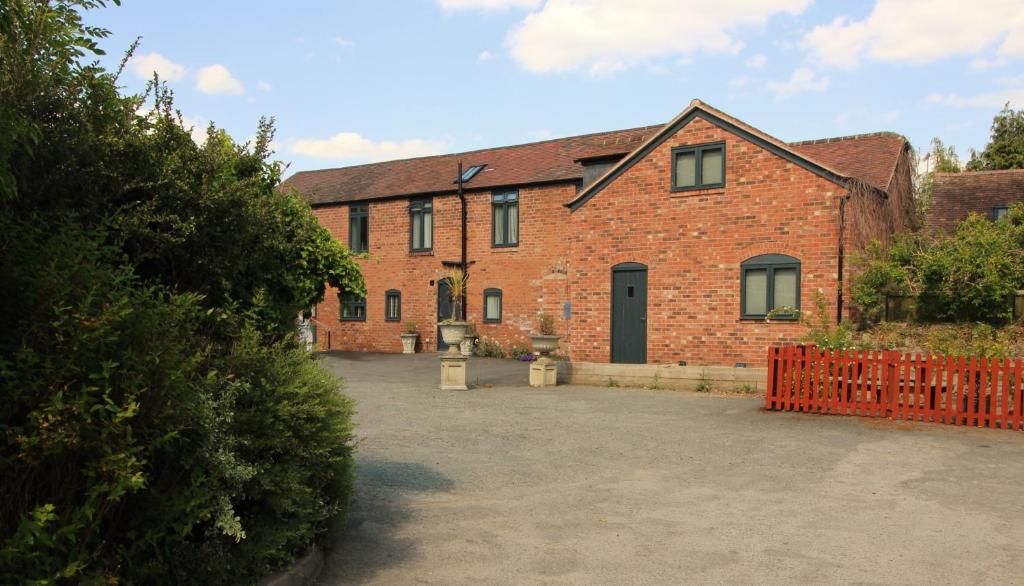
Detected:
[436,278,453,351]
[611,263,647,364]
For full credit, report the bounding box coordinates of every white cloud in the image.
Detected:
[257,80,273,92]
[333,36,354,47]
[128,52,186,81]
[196,65,244,95]
[505,0,810,74]
[478,50,493,61]
[439,0,540,10]
[925,88,1024,108]
[289,132,448,163]
[180,115,210,145]
[744,53,767,69]
[803,0,1024,68]
[970,56,1008,70]
[767,67,829,99]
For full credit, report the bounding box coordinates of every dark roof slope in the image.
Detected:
[283,113,907,205]
[284,126,661,205]
[927,169,1024,234]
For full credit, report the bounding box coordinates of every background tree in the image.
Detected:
[966,103,1024,171]
[915,137,962,217]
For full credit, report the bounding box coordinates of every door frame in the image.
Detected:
[610,262,648,364]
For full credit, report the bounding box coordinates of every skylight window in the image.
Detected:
[456,164,485,183]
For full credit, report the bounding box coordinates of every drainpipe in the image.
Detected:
[458,160,468,320]
[836,194,850,325]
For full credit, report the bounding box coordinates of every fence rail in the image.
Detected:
[765,345,1024,431]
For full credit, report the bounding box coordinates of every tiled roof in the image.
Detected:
[789,132,907,192]
[283,126,661,206]
[282,109,907,205]
[927,169,1024,234]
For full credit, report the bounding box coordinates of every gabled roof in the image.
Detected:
[568,99,906,211]
[927,169,1024,234]
[283,126,661,206]
[282,99,907,207]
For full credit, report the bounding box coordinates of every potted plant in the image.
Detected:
[400,322,418,354]
[460,322,477,357]
[530,312,561,356]
[438,268,469,355]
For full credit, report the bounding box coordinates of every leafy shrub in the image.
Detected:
[851,207,1024,324]
[799,293,860,350]
[403,322,418,334]
[1,3,362,583]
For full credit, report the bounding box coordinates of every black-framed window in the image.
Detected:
[993,205,1009,221]
[409,198,433,252]
[740,254,800,319]
[492,190,519,247]
[385,289,401,321]
[672,142,725,191]
[340,294,366,321]
[483,288,502,323]
[349,204,369,252]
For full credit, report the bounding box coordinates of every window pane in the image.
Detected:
[493,205,505,244]
[744,269,768,315]
[359,217,369,251]
[675,151,696,187]
[507,203,518,244]
[485,294,500,320]
[701,147,723,185]
[423,211,432,249]
[773,268,797,311]
[411,214,421,249]
[349,216,360,250]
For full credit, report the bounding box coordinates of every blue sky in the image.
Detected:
[89,0,1024,177]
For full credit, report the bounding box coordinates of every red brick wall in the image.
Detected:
[568,115,846,366]
[311,183,574,353]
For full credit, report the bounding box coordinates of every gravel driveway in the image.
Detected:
[317,352,1024,585]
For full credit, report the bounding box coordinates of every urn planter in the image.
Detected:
[400,333,418,354]
[530,334,561,356]
[439,322,469,355]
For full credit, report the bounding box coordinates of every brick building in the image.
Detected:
[282,100,913,366]
[926,169,1024,235]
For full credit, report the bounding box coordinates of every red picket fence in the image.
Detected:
[765,345,1024,431]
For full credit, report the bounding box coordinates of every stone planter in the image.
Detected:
[439,322,468,355]
[400,333,418,354]
[459,335,475,357]
[530,334,561,355]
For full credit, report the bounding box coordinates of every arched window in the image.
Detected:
[740,254,800,319]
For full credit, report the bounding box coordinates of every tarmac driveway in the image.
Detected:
[317,352,1024,585]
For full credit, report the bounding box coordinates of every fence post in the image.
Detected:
[886,351,898,418]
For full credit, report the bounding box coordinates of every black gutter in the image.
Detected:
[836,195,849,325]
[458,160,468,320]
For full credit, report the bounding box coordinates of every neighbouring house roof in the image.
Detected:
[927,169,1024,234]
[283,99,908,207]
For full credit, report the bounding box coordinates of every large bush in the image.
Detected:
[1,1,362,583]
[851,205,1024,324]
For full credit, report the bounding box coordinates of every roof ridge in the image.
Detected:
[788,131,905,146]
[287,123,664,177]
[934,168,1024,176]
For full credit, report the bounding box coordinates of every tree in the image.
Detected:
[915,137,962,216]
[966,103,1024,171]
[1,1,364,582]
